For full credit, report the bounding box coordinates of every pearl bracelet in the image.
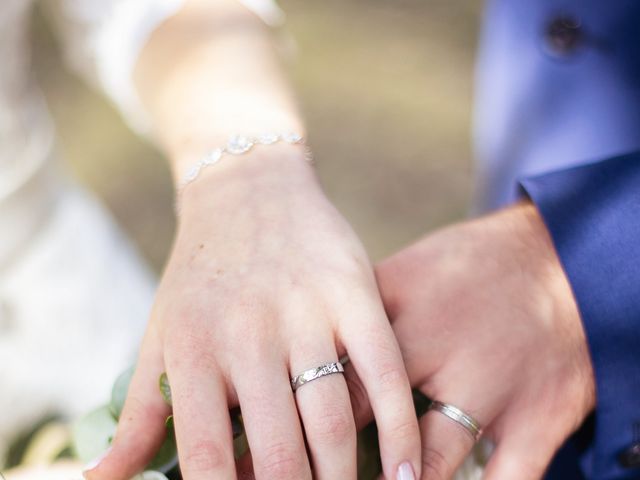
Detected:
[178,132,308,191]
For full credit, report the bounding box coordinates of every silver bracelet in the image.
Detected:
[178,132,308,191]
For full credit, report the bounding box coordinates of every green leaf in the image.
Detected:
[110,366,135,419]
[231,412,248,459]
[233,432,249,460]
[71,405,117,464]
[145,414,178,473]
[158,373,172,406]
[231,412,243,439]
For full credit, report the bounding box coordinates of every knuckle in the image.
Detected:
[376,363,407,391]
[387,419,418,443]
[166,333,219,371]
[168,302,208,333]
[306,408,355,446]
[171,326,210,352]
[360,330,409,392]
[183,439,228,473]
[420,446,450,480]
[256,441,306,478]
[322,253,371,284]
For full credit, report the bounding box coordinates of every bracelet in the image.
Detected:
[178,132,308,191]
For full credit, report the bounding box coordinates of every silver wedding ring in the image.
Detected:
[291,361,345,391]
[429,400,483,441]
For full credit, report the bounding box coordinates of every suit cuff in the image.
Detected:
[520,153,640,479]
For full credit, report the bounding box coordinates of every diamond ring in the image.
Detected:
[290,362,345,392]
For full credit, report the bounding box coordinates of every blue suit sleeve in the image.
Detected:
[520,153,640,480]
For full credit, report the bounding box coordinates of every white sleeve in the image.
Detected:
[43,0,285,134]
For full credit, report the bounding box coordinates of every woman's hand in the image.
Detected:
[348,201,596,480]
[84,146,421,480]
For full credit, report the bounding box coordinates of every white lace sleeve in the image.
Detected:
[42,0,285,134]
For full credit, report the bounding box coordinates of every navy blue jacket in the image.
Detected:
[474,1,640,478]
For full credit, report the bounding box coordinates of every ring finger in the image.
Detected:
[417,397,485,480]
[290,337,357,479]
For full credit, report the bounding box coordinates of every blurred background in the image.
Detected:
[34,0,481,270]
[5,0,485,477]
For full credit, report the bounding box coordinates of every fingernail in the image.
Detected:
[397,461,416,480]
[83,447,112,475]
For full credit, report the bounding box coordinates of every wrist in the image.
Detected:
[513,201,597,410]
[172,132,306,174]
[175,142,317,216]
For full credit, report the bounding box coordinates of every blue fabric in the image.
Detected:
[520,155,640,479]
[474,0,640,213]
[474,1,640,478]
[546,438,588,480]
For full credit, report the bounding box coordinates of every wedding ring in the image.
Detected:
[429,400,483,441]
[291,362,344,391]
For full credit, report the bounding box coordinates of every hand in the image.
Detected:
[83,145,421,480]
[347,201,596,480]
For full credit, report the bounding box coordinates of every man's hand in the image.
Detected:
[348,201,596,480]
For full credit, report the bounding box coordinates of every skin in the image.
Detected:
[83,1,421,479]
[76,0,593,477]
[344,200,596,479]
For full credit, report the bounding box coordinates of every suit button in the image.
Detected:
[618,443,640,469]
[544,16,583,56]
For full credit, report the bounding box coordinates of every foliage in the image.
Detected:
[7,367,433,479]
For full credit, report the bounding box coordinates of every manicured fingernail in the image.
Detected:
[397,461,416,480]
[83,447,112,475]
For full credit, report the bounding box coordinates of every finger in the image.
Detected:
[342,360,374,430]
[483,428,559,480]
[165,348,237,479]
[85,326,171,480]
[416,403,478,480]
[290,339,357,479]
[341,307,421,480]
[234,355,312,480]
